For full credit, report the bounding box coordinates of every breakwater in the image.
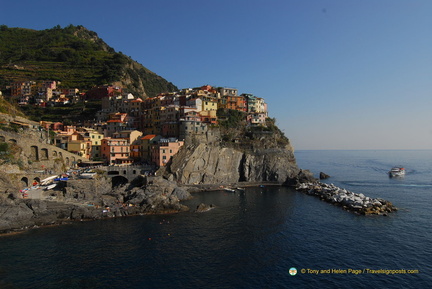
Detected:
[295,182,397,215]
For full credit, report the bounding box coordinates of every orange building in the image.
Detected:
[101,137,132,165]
[226,95,247,112]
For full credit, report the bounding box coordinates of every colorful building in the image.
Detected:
[151,138,184,167]
[11,81,36,97]
[101,137,132,165]
[67,139,91,159]
[247,112,268,126]
[85,85,122,100]
[201,96,218,112]
[218,87,238,97]
[226,95,247,112]
[140,134,161,162]
[89,131,105,160]
[112,130,143,145]
[199,110,218,124]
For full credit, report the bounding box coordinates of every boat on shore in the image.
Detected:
[44,183,57,190]
[40,175,58,186]
[388,167,405,178]
[79,172,96,179]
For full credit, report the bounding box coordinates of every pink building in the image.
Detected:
[151,138,184,167]
[247,112,267,126]
[41,80,57,90]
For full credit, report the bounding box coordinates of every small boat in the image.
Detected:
[224,188,236,192]
[44,184,57,190]
[40,175,58,185]
[79,172,96,179]
[389,167,405,178]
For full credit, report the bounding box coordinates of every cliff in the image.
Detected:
[163,126,310,186]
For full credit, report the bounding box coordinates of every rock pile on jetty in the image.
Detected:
[296,182,397,215]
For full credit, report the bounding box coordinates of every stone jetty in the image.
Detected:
[296,182,397,215]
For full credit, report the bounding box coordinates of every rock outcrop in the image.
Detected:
[0,176,191,234]
[165,129,304,185]
[320,172,331,179]
[195,203,215,213]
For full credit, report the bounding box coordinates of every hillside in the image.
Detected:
[0,94,24,117]
[0,24,177,97]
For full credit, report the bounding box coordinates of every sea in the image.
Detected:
[0,150,431,289]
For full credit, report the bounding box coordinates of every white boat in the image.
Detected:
[224,188,236,192]
[44,184,57,190]
[389,167,405,178]
[79,172,96,179]
[40,175,58,185]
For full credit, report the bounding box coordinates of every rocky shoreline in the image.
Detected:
[0,170,397,235]
[0,167,312,235]
[295,181,398,215]
[0,179,286,236]
[0,176,192,235]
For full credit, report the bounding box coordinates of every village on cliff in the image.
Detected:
[8,81,269,168]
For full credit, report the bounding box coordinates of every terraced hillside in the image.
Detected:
[0,24,177,97]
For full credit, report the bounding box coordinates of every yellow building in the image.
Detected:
[201,96,218,111]
[67,140,91,159]
[89,131,105,160]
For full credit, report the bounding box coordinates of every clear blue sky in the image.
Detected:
[2,0,432,150]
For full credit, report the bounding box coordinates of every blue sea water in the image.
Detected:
[0,150,431,289]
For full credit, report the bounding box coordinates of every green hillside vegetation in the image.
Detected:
[0,24,177,97]
[0,96,24,117]
[216,108,289,147]
[18,101,101,124]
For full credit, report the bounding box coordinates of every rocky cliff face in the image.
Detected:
[164,129,305,185]
[0,176,191,234]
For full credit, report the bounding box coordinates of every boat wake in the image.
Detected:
[341,181,432,188]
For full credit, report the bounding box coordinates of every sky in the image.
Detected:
[2,0,432,150]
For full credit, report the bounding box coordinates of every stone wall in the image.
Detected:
[0,129,88,171]
[0,127,89,193]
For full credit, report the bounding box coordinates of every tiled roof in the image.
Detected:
[141,134,157,140]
